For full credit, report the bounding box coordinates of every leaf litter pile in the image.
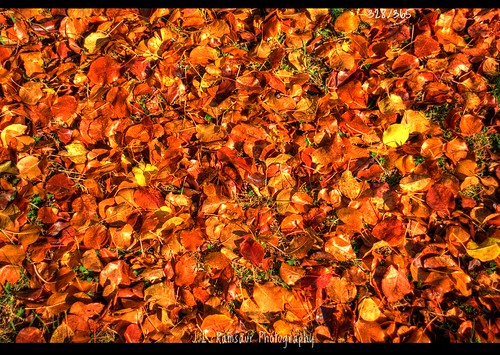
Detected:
[0,8,500,343]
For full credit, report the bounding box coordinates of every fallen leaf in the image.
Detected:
[381,264,412,302]
[466,238,500,262]
[239,237,265,267]
[200,314,235,338]
[382,123,410,147]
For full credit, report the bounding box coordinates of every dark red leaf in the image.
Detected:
[239,237,265,267]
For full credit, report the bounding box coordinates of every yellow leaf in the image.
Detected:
[161,216,184,231]
[132,163,158,186]
[383,123,410,148]
[466,238,500,262]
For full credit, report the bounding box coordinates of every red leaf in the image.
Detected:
[129,57,151,80]
[124,323,142,343]
[239,236,265,267]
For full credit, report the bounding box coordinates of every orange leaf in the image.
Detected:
[253,282,288,313]
[413,34,441,58]
[279,263,305,286]
[87,55,121,86]
[381,265,412,303]
[334,10,360,33]
[17,155,41,180]
[144,281,176,308]
[392,53,420,73]
[51,95,78,125]
[174,254,197,286]
[337,80,367,109]
[0,265,21,286]
[99,260,134,287]
[200,314,235,338]
[459,114,483,136]
[372,218,405,246]
[124,324,142,343]
[133,188,165,210]
[0,245,25,265]
[15,327,46,343]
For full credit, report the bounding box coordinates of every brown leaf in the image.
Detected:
[46,173,77,201]
[325,276,357,303]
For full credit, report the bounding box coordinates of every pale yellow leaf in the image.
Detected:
[63,143,88,164]
[338,170,362,200]
[466,238,500,262]
[84,32,109,54]
[358,297,381,321]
